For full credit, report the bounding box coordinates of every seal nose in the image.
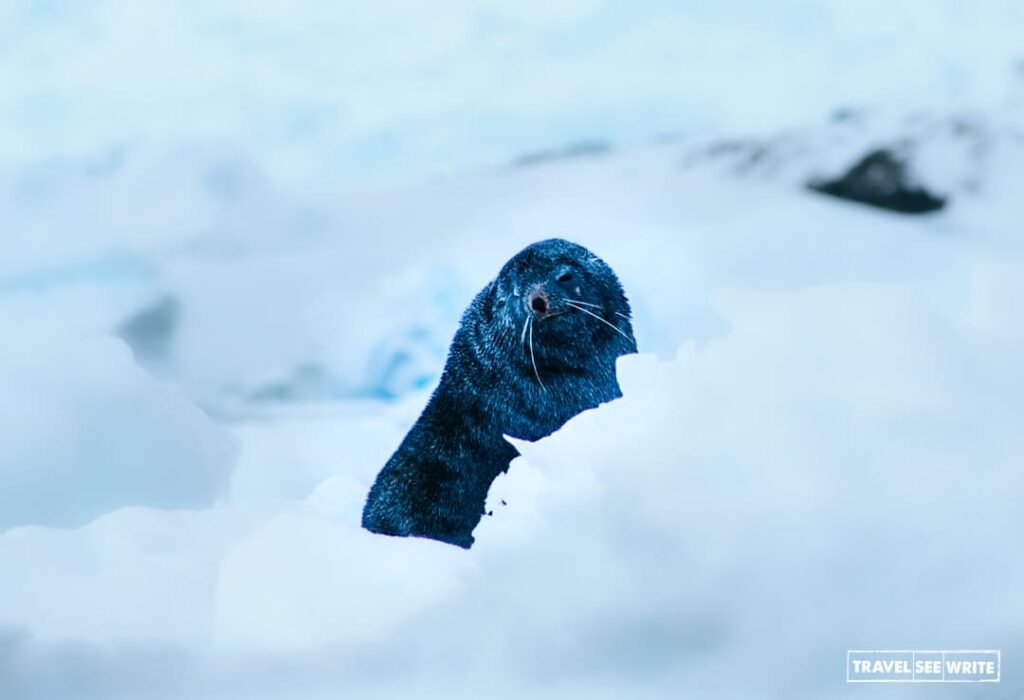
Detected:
[528,289,549,316]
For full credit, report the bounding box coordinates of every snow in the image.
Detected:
[2,1,1023,190]
[0,333,236,531]
[2,2,1024,699]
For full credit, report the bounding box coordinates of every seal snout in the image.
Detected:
[528,289,550,316]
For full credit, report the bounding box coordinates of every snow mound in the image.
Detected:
[0,331,237,531]
[478,276,1024,695]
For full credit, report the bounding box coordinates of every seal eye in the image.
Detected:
[556,271,573,283]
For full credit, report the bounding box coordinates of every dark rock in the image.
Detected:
[808,148,947,215]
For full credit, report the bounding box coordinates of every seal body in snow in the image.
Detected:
[362,238,636,548]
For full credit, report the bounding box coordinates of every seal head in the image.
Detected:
[362,238,636,548]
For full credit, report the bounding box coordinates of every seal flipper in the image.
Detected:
[362,449,479,548]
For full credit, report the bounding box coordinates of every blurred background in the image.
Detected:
[1,2,1023,699]
[3,1,1022,188]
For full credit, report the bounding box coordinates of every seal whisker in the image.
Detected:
[566,298,602,308]
[528,317,546,390]
[566,302,637,349]
[615,311,631,320]
[520,316,530,346]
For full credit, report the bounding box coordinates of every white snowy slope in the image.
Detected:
[2,0,1024,189]
[1,78,1023,699]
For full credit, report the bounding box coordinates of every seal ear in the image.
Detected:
[477,280,509,325]
[493,286,508,309]
[479,278,516,323]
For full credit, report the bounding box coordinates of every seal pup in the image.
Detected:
[362,238,636,548]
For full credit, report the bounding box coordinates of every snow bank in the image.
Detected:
[0,331,237,531]
[483,276,1024,695]
[199,271,1023,697]
[9,261,1016,699]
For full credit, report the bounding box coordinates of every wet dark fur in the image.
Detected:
[361,239,636,548]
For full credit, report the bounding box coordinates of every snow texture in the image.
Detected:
[2,2,1024,699]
